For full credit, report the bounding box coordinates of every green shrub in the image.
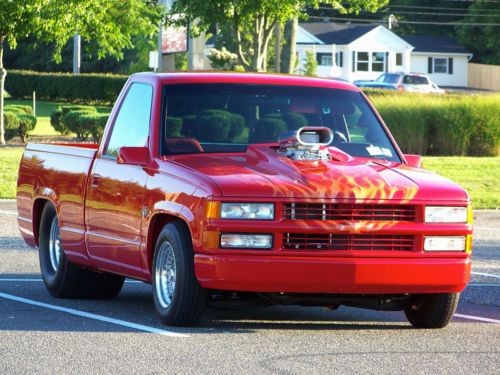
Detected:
[16,114,37,142]
[62,110,96,140]
[197,114,231,142]
[50,108,66,134]
[198,110,245,141]
[51,105,97,135]
[5,70,127,103]
[5,104,33,114]
[267,113,307,131]
[166,117,183,137]
[181,115,197,137]
[253,118,287,142]
[78,113,109,143]
[3,112,19,141]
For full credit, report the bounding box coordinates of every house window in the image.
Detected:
[396,53,403,66]
[335,52,343,67]
[372,52,385,72]
[316,53,333,66]
[433,58,448,73]
[356,52,369,71]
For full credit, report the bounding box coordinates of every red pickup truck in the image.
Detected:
[17,72,472,327]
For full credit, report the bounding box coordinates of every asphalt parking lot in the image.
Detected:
[0,199,498,374]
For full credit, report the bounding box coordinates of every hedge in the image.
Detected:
[369,94,500,157]
[5,70,127,103]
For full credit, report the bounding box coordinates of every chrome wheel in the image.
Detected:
[155,241,177,308]
[48,217,62,272]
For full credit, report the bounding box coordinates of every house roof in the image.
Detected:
[300,22,379,45]
[401,35,471,55]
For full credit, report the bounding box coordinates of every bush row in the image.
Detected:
[3,104,36,142]
[51,105,108,142]
[369,94,500,156]
[5,70,127,104]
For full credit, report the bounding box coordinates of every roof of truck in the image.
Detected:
[132,72,359,92]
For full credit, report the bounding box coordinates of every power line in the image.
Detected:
[307,15,500,26]
[387,4,500,13]
[380,10,500,18]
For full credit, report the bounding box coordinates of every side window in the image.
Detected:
[106,83,153,157]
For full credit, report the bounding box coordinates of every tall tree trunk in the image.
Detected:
[0,36,6,145]
[280,17,298,74]
[274,24,281,73]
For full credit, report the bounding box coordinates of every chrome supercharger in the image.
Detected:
[277,126,334,161]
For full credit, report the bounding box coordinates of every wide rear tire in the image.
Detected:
[404,293,460,329]
[39,203,124,299]
[152,221,207,326]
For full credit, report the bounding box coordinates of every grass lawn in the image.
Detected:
[424,157,500,210]
[0,146,498,209]
[5,99,111,136]
[0,147,24,199]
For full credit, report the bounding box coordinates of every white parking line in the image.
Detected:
[454,314,500,324]
[0,210,17,215]
[468,283,500,287]
[0,292,188,337]
[475,226,500,232]
[0,278,142,283]
[472,272,500,279]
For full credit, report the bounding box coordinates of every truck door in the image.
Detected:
[85,83,153,278]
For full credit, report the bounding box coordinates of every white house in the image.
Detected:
[402,35,472,87]
[296,22,473,87]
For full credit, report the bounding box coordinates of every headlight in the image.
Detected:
[424,236,466,251]
[425,206,468,223]
[220,233,273,249]
[221,203,274,220]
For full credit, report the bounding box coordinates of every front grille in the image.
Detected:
[283,233,415,251]
[283,203,417,222]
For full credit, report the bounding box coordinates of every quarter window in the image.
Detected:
[356,52,369,72]
[396,53,403,66]
[433,58,448,74]
[317,53,333,66]
[106,83,153,157]
[371,52,385,72]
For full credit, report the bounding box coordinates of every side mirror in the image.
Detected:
[117,146,149,166]
[404,154,423,168]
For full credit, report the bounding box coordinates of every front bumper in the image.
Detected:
[194,254,471,294]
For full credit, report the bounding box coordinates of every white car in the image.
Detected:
[365,73,445,94]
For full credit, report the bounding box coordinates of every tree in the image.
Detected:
[303,51,317,76]
[0,0,163,144]
[457,2,500,65]
[171,1,388,73]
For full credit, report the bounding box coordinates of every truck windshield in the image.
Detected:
[161,84,400,162]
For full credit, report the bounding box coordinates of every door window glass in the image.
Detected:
[106,83,153,157]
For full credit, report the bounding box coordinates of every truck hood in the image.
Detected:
[170,146,468,202]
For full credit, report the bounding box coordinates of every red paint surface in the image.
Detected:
[17,72,472,293]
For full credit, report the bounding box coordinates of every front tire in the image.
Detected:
[152,221,207,326]
[39,203,124,299]
[404,293,460,328]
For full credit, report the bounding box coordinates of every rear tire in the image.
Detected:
[152,221,207,326]
[39,203,124,299]
[404,293,459,328]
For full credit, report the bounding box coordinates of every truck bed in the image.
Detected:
[17,143,98,266]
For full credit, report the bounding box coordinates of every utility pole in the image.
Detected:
[157,0,175,71]
[388,14,395,30]
[73,33,81,75]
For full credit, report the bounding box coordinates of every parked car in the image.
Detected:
[356,73,445,94]
[17,72,472,328]
[353,81,399,91]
